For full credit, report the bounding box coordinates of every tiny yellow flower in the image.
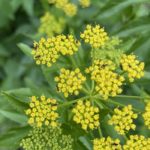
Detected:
[72,100,100,130]
[79,0,90,8]
[120,54,144,82]
[55,0,68,8]
[108,105,138,135]
[93,137,122,150]
[80,25,109,48]
[63,3,77,17]
[123,135,150,150]
[143,102,150,129]
[49,0,77,17]
[26,96,59,127]
[55,68,86,97]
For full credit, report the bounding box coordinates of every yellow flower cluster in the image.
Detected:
[143,102,150,129]
[79,0,91,8]
[120,54,144,82]
[63,3,77,17]
[49,0,77,17]
[58,35,81,55]
[55,0,68,8]
[55,68,86,97]
[38,12,65,37]
[20,126,73,150]
[32,37,60,67]
[93,137,122,150]
[123,135,150,150]
[80,25,109,48]
[26,96,59,127]
[86,60,124,100]
[72,100,100,130]
[48,0,56,3]
[95,70,124,100]
[85,59,116,74]
[108,105,138,135]
[32,35,80,67]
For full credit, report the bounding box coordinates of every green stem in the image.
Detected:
[84,82,91,91]
[98,126,103,138]
[58,96,89,107]
[94,99,104,109]
[82,87,90,95]
[94,94,150,100]
[94,94,143,112]
[115,95,149,100]
[41,0,50,11]
[91,80,95,94]
[69,56,78,68]
[123,134,128,141]
[108,99,142,112]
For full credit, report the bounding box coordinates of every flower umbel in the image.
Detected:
[55,0,68,8]
[143,102,150,129]
[79,0,91,8]
[72,100,100,130]
[20,126,73,150]
[93,137,122,150]
[55,68,86,97]
[80,25,109,48]
[86,60,124,100]
[108,105,138,135]
[49,0,77,17]
[120,54,144,82]
[123,135,150,150]
[38,12,65,37]
[58,34,80,55]
[26,96,59,127]
[63,3,77,17]
[32,35,80,67]
[32,37,60,67]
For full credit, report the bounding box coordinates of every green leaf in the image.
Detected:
[97,0,150,19]
[5,88,32,97]
[17,43,32,58]
[143,71,150,80]
[0,0,14,27]
[0,110,27,124]
[22,0,34,16]
[1,91,28,113]
[116,24,150,37]
[102,115,124,142]
[79,136,92,150]
[10,0,23,12]
[119,38,136,53]
[0,44,9,57]
[0,126,30,147]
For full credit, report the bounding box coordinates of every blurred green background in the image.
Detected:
[0,0,150,149]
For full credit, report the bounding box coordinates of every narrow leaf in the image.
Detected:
[6,88,32,97]
[22,0,34,16]
[97,0,150,19]
[79,136,92,150]
[17,43,32,58]
[0,126,30,147]
[116,24,150,37]
[1,91,28,113]
[0,109,28,124]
